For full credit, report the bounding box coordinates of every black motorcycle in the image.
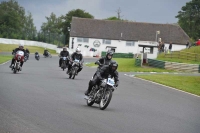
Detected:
[68,59,83,79]
[60,56,69,71]
[24,53,29,62]
[85,76,117,110]
[43,51,52,58]
[35,52,40,61]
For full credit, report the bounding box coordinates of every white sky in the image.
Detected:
[0,0,191,31]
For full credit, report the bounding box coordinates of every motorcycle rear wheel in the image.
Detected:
[99,90,112,110]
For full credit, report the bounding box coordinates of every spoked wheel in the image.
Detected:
[69,74,72,79]
[72,70,76,79]
[99,90,112,110]
[87,97,95,106]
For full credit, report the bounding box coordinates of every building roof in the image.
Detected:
[70,17,190,45]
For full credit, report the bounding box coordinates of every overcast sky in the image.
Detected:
[1,0,190,31]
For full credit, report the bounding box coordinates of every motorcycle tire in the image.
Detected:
[87,97,95,106]
[99,90,112,110]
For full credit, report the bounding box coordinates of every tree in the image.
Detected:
[176,0,200,40]
[60,9,94,44]
[40,12,63,44]
[0,0,36,40]
[105,16,121,20]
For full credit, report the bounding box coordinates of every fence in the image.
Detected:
[164,51,200,62]
[148,59,200,73]
[101,52,134,58]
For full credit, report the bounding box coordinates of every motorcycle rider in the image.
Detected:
[35,52,40,60]
[25,48,30,60]
[43,48,49,56]
[94,50,114,76]
[67,47,83,75]
[9,44,26,70]
[85,61,119,96]
[59,47,69,67]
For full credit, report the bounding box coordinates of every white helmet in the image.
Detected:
[76,48,81,54]
[19,44,24,49]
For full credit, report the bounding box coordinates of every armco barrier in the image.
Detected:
[101,52,133,58]
[148,58,200,73]
[135,59,142,67]
[0,38,73,54]
[148,59,165,69]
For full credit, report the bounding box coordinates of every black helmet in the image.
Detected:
[106,50,114,60]
[35,52,38,54]
[109,61,118,72]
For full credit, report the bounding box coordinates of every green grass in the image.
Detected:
[86,58,174,72]
[135,74,200,96]
[157,46,200,64]
[0,55,12,64]
[0,44,56,54]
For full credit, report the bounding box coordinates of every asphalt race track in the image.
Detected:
[0,55,200,133]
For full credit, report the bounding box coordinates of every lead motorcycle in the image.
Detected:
[11,50,24,73]
[85,76,117,110]
[68,59,83,79]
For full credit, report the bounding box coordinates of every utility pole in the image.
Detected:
[116,7,123,19]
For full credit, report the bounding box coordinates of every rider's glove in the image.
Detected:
[115,81,119,87]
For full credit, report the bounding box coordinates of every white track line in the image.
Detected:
[134,76,200,98]
[0,60,10,66]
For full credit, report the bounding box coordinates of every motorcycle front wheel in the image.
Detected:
[99,90,112,110]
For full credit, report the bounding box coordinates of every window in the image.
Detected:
[126,41,135,46]
[103,39,111,44]
[77,38,89,43]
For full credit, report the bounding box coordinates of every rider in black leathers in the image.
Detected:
[59,47,69,67]
[25,48,30,60]
[85,61,119,96]
[94,50,114,76]
[67,48,83,74]
[43,49,49,56]
[9,44,27,70]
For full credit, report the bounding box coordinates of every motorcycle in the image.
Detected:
[60,56,69,71]
[11,50,24,74]
[35,53,40,61]
[24,53,29,62]
[43,51,52,58]
[85,76,117,110]
[68,59,82,79]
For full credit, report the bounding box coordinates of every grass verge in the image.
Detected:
[86,58,174,72]
[135,74,200,96]
[0,55,12,64]
[0,44,56,55]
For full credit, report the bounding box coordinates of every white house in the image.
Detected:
[69,17,190,59]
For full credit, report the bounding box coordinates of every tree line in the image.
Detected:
[0,0,199,46]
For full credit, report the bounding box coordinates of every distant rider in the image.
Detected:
[43,49,49,56]
[67,47,83,75]
[59,47,69,67]
[85,61,119,96]
[9,44,26,71]
[25,48,30,59]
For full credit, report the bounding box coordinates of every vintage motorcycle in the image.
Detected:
[43,51,52,58]
[60,56,69,71]
[68,59,83,79]
[35,52,40,61]
[11,50,24,73]
[85,76,117,110]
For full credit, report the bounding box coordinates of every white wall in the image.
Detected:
[69,37,138,57]
[0,38,73,54]
[69,37,187,58]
